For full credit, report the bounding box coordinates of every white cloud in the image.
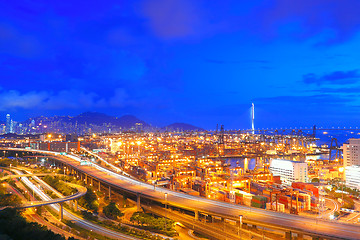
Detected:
[0,88,129,111]
[109,88,128,107]
[0,90,49,110]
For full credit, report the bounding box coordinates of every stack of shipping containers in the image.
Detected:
[251,195,267,209]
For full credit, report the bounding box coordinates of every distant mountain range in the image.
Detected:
[74,112,148,129]
[164,123,205,131]
[21,112,203,132]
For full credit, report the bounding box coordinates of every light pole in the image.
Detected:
[238,215,243,237]
[341,180,344,205]
[136,141,141,156]
[339,167,345,206]
[165,193,168,232]
[25,190,29,201]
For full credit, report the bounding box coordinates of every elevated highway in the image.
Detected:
[0,171,87,218]
[19,181,86,209]
[5,168,140,240]
[2,147,360,240]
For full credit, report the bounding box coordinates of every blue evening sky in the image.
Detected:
[1,0,360,129]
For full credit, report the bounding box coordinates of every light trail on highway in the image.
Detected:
[4,147,360,240]
[9,168,139,240]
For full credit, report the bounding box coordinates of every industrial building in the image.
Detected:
[345,165,360,190]
[269,159,308,185]
[342,139,360,167]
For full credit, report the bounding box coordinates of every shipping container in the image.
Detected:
[266,202,285,212]
[235,197,243,204]
[251,201,265,208]
[243,196,252,206]
[252,195,267,202]
[263,190,271,196]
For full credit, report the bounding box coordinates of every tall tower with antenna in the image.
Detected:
[251,103,255,134]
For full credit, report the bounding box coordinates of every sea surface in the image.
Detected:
[227,130,357,170]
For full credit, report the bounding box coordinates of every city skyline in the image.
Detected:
[2,1,360,129]
[2,2,360,237]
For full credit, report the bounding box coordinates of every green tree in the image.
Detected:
[103,202,123,220]
[0,208,68,240]
[130,212,176,236]
[0,193,22,207]
[42,176,76,196]
[80,210,98,221]
[78,187,98,211]
[311,178,319,183]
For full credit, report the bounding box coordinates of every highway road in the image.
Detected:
[317,198,340,220]
[7,168,140,240]
[4,147,360,240]
[0,172,87,209]
[26,212,85,240]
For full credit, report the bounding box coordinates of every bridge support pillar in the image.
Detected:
[85,174,88,184]
[98,181,101,191]
[108,186,111,199]
[297,233,304,240]
[74,200,78,211]
[137,193,141,211]
[285,231,292,240]
[195,210,199,221]
[90,177,93,186]
[59,202,63,220]
[312,237,322,240]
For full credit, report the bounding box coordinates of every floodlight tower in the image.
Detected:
[251,103,255,134]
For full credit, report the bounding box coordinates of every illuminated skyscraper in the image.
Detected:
[251,103,255,134]
[5,114,10,134]
[342,139,360,167]
[345,165,360,190]
[10,119,14,133]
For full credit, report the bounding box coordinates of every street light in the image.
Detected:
[165,193,168,232]
[238,215,243,237]
[341,179,345,205]
[25,190,29,201]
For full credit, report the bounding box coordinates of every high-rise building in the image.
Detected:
[10,119,14,133]
[342,139,360,167]
[345,165,360,190]
[269,159,308,184]
[5,114,10,134]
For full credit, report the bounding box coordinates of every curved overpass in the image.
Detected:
[4,168,140,240]
[20,181,87,209]
[2,147,360,240]
[1,171,87,210]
